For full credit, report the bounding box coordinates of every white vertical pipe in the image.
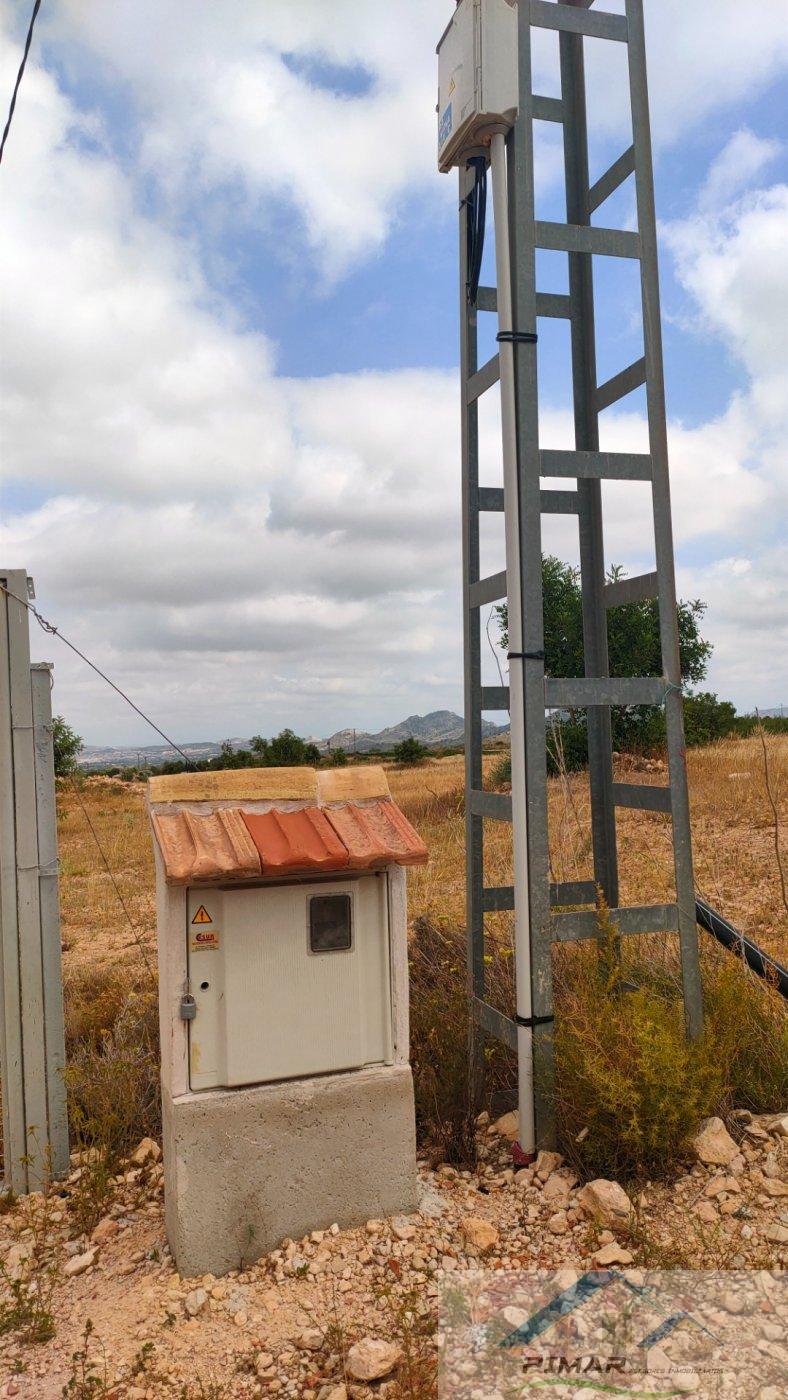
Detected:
[489,131,535,1156]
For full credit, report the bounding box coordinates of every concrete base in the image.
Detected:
[163,1063,418,1278]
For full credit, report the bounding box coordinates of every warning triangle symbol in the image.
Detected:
[191,905,213,926]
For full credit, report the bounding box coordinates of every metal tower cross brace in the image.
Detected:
[459,0,703,1151]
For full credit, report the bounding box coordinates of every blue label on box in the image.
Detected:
[439,102,453,148]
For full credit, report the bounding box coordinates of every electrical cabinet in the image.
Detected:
[437,0,519,172]
[186,875,393,1091]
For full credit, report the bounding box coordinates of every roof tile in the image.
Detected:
[241,808,349,877]
[153,808,262,884]
[338,800,428,867]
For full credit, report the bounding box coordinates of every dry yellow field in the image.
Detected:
[56,734,787,992]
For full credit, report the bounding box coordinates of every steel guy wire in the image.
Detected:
[66,773,156,980]
[0,581,196,769]
[0,0,43,167]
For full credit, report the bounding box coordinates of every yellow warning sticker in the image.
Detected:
[191,905,213,925]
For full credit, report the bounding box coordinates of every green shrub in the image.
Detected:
[393,735,429,765]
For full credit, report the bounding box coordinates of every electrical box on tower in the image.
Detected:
[437,0,519,172]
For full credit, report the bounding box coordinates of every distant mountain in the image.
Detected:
[324,710,506,754]
[76,710,508,769]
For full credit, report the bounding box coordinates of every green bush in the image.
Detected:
[552,907,788,1182]
[393,735,429,765]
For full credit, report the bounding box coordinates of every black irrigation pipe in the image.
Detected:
[696,896,788,1000]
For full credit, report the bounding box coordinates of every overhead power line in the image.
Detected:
[0,580,196,769]
[0,0,43,168]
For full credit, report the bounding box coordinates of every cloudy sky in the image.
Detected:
[1,0,786,747]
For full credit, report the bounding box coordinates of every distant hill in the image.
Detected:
[324,709,506,754]
[76,710,508,769]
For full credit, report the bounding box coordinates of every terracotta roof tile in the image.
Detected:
[153,808,262,884]
[322,804,391,869]
[241,808,349,877]
[327,800,428,867]
[152,791,428,885]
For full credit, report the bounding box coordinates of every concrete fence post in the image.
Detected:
[0,570,69,1192]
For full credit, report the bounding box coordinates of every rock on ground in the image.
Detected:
[346,1337,402,1381]
[693,1117,739,1166]
[576,1179,633,1229]
[459,1216,499,1252]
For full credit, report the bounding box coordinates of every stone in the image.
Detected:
[492,1110,519,1142]
[346,1338,402,1382]
[63,1248,98,1278]
[391,1216,416,1241]
[535,1150,564,1182]
[184,1287,208,1317]
[459,1216,499,1252]
[696,1202,718,1225]
[768,1115,788,1138]
[762,1178,788,1198]
[704,1176,741,1198]
[593,1243,634,1266]
[547,1212,568,1236]
[576,1179,633,1230]
[91,1217,120,1245]
[131,1137,161,1165]
[763,1223,788,1245]
[324,1388,347,1400]
[5,1244,32,1281]
[297,1329,323,1351]
[543,1172,575,1203]
[693,1118,739,1167]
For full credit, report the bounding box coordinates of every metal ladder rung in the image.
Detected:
[541,489,580,514]
[467,354,500,402]
[540,449,652,481]
[596,355,646,413]
[533,95,564,123]
[552,904,680,942]
[483,886,514,913]
[471,996,517,1051]
[469,790,512,821]
[469,571,507,608]
[613,783,672,813]
[536,220,641,260]
[481,880,597,914]
[477,487,579,514]
[530,0,628,44]
[589,144,636,214]
[545,676,666,707]
[481,686,510,711]
[537,292,573,318]
[605,570,658,607]
[476,289,572,319]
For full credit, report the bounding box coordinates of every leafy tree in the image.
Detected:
[496,557,711,685]
[250,728,321,767]
[329,746,349,766]
[52,716,82,776]
[496,555,716,758]
[393,735,429,765]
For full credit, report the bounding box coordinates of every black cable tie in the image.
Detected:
[515,1013,555,1029]
[496,331,538,345]
[507,650,545,662]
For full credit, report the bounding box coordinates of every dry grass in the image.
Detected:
[389,735,788,965]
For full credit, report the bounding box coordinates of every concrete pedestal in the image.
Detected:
[163,1062,418,1278]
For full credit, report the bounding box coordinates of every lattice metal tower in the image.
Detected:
[440,0,703,1155]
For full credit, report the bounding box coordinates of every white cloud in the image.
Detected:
[1,14,786,747]
[28,0,788,278]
